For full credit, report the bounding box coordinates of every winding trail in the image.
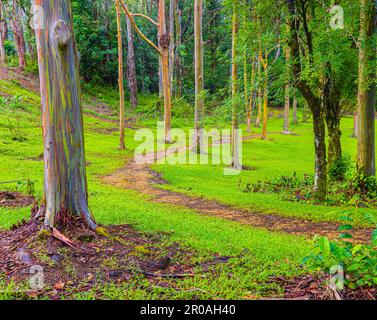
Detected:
[102,134,373,243]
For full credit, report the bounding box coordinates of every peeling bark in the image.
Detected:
[33,0,97,230]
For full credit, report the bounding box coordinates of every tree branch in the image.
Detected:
[119,0,162,56]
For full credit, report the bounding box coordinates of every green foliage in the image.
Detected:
[328,154,352,182]
[304,210,377,289]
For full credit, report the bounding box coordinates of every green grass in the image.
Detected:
[0,78,313,300]
[153,115,377,226]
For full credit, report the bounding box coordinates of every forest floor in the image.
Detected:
[0,67,376,300]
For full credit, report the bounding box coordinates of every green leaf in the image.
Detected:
[372,229,377,245]
[337,225,353,232]
[339,233,353,239]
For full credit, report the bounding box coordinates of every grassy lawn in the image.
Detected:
[0,78,311,300]
[153,116,377,226]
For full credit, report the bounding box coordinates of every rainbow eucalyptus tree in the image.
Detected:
[33,0,97,230]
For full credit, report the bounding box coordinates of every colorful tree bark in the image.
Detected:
[33,0,97,230]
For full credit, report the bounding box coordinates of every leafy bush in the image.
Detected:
[328,154,352,182]
[304,210,377,290]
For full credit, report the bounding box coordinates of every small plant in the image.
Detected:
[304,210,377,290]
[16,179,35,196]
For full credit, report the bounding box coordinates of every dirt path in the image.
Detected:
[103,136,373,243]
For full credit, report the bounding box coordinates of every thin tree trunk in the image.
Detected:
[247,56,256,133]
[255,58,262,128]
[292,91,298,124]
[283,45,291,134]
[193,0,204,153]
[33,0,96,230]
[0,1,6,64]
[116,0,126,150]
[12,0,26,70]
[126,16,138,108]
[231,7,241,169]
[357,0,376,176]
[169,0,175,94]
[174,1,182,98]
[261,54,268,140]
[159,0,172,143]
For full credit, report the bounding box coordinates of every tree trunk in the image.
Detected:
[12,0,26,70]
[247,56,256,133]
[323,64,342,166]
[255,59,262,127]
[261,56,268,140]
[126,16,138,108]
[33,0,96,230]
[231,7,241,169]
[357,0,376,176]
[169,0,175,94]
[159,0,172,143]
[193,0,204,153]
[0,1,6,65]
[116,0,126,150]
[287,0,327,201]
[174,1,182,98]
[292,91,298,124]
[283,45,291,134]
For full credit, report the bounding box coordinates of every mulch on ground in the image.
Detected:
[0,191,34,208]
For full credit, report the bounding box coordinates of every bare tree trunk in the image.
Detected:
[159,0,172,143]
[116,0,126,150]
[126,16,138,108]
[231,7,241,169]
[169,0,175,94]
[247,56,256,133]
[283,45,291,134]
[33,0,96,230]
[0,1,6,64]
[357,0,376,176]
[12,0,26,70]
[255,59,262,127]
[193,0,204,153]
[292,91,298,124]
[174,1,182,98]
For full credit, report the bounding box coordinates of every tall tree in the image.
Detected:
[231,4,241,169]
[283,44,291,134]
[120,0,172,143]
[357,0,376,176]
[0,1,6,64]
[126,16,138,108]
[12,0,26,69]
[116,0,126,150]
[287,0,327,201]
[33,0,97,230]
[193,0,204,153]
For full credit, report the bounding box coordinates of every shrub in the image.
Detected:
[304,210,377,290]
[328,154,352,182]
